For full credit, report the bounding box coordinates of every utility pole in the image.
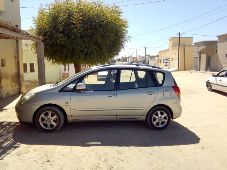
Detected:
[144,47,147,64]
[136,49,138,63]
[177,32,181,71]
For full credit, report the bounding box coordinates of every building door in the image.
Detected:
[200,54,206,71]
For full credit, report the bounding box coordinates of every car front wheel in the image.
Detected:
[35,106,65,132]
[206,81,213,91]
[146,107,171,130]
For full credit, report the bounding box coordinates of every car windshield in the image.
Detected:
[54,67,93,86]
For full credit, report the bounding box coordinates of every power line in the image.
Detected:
[182,16,227,35]
[132,4,227,37]
[121,0,166,7]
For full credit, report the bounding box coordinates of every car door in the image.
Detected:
[216,70,227,92]
[219,70,227,93]
[115,69,159,119]
[70,69,117,120]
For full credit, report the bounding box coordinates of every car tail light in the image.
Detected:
[172,85,181,97]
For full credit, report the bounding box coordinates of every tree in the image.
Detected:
[35,0,128,73]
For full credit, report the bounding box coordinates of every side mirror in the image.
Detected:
[76,83,86,91]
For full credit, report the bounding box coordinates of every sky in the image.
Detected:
[20,0,227,57]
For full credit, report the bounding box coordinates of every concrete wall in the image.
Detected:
[217,34,227,69]
[0,0,21,27]
[23,40,62,86]
[0,0,23,98]
[158,37,194,70]
[194,41,223,71]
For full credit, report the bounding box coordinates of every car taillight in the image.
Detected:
[172,85,181,97]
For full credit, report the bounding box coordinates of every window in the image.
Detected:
[23,63,27,73]
[119,69,164,90]
[120,69,156,90]
[218,71,227,77]
[1,58,6,67]
[30,63,35,72]
[78,69,117,91]
[64,65,66,71]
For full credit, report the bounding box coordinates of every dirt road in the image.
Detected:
[0,71,227,170]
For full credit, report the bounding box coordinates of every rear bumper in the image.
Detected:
[171,101,182,119]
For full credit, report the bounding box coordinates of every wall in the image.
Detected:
[0,0,21,27]
[217,40,227,69]
[158,49,169,68]
[0,0,23,98]
[22,40,61,90]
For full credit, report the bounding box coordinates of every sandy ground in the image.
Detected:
[0,71,227,170]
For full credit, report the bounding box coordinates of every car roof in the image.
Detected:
[91,64,166,72]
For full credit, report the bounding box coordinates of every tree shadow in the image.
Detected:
[212,90,227,97]
[0,94,20,111]
[0,122,20,160]
[0,121,200,159]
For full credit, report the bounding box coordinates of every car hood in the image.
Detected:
[28,84,56,94]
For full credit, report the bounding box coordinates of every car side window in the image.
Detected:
[119,69,157,90]
[153,72,164,86]
[218,71,226,77]
[78,69,117,91]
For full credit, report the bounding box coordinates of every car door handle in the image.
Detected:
[219,80,222,81]
[107,95,115,97]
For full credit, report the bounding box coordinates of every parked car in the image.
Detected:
[15,64,182,132]
[206,69,227,93]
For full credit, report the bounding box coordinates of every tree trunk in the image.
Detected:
[74,63,81,73]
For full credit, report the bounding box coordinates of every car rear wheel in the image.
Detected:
[35,106,65,132]
[206,81,213,91]
[146,107,171,130]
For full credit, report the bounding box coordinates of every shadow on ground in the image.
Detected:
[0,120,200,158]
[0,94,20,111]
[0,121,200,159]
[212,90,227,97]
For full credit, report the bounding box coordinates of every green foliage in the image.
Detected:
[35,0,128,65]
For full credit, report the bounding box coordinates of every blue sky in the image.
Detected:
[20,0,227,57]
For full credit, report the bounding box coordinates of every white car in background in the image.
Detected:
[206,69,227,93]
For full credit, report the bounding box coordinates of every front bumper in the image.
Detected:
[15,100,38,123]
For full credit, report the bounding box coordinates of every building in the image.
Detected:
[22,40,62,90]
[217,34,227,69]
[0,0,23,98]
[158,37,194,70]
[194,41,221,71]
[147,55,159,66]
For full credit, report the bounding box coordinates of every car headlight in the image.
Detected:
[20,93,35,103]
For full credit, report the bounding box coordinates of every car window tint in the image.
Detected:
[120,69,147,89]
[80,69,117,91]
[154,72,164,85]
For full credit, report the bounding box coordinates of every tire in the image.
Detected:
[146,106,171,130]
[206,81,213,91]
[35,106,65,132]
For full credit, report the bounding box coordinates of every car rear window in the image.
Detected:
[148,71,165,86]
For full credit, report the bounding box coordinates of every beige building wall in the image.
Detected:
[23,40,61,90]
[158,49,169,68]
[158,37,193,70]
[0,0,23,98]
[217,34,227,69]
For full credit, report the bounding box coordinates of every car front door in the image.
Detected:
[115,69,159,119]
[219,70,227,93]
[216,70,227,92]
[70,69,117,120]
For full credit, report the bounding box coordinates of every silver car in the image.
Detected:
[16,64,182,132]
